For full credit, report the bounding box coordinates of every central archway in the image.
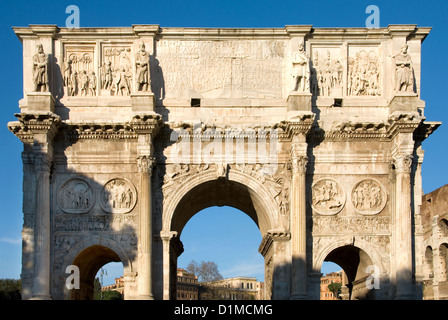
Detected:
[160,168,283,299]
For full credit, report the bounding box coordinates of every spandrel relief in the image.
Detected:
[57,178,94,214]
[351,179,387,215]
[348,47,381,96]
[101,45,133,96]
[100,178,137,214]
[310,47,343,97]
[311,179,345,215]
[63,45,96,97]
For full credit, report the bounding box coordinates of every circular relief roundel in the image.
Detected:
[100,178,137,214]
[311,179,346,215]
[351,179,387,215]
[57,178,94,214]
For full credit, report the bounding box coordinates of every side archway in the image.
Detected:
[313,238,387,300]
[62,236,134,300]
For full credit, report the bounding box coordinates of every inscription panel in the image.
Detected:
[155,40,287,99]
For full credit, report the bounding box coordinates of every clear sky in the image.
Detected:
[0,0,447,286]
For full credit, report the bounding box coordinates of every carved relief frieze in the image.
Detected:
[63,44,96,96]
[100,178,137,214]
[57,178,94,214]
[347,47,382,96]
[101,44,133,95]
[310,46,343,97]
[311,179,345,215]
[54,213,137,232]
[351,179,387,215]
[155,39,285,99]
[312,216,391,235]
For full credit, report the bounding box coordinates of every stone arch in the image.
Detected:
[439,243,448,282]
[62,236,134,300]
[160,166,282,299]
[162,167,279,236]
[438,219,448,237]
[423,246,434,280]
[314,237,386,300]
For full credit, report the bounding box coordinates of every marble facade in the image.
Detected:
[8,24,440,300]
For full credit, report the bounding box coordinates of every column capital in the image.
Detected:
[160,230,178,241]
[137,155,155,174]
[34,154,52,173]
[291,152,308,174]
[394,154,413,173]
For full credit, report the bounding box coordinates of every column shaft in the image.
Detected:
[33,155,52,299]
[138,155,154,299]
[290,155,308,299]
[394,155,413,298]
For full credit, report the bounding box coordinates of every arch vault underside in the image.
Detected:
[8,23,441,300]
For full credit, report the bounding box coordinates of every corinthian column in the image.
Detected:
[394,154,413,299]
[290,147,308,300]
[137,155,155,299]
[32,154,52,299]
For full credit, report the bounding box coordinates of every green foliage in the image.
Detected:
[93,277,123,300]
[99,290,123,300]
[328,281,342,299]
[0,279,21,300]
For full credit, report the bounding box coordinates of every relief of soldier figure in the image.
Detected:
[393,44,415,93]
[33,44,49,92]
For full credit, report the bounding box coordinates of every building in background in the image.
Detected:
[177,268,199,300]
[420,184,448,300]
[201,276,264,300]
[101,277,124,296]
[320,271,343,300]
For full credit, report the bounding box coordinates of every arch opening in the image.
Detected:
[165,176,276,300]
[322,245,376,300]
[170,178,271,236]
[69,245,122,300]
[177,206,264,300]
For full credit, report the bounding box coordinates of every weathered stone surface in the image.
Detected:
[7,24,441,300]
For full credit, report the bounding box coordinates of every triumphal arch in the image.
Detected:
[8,24,440,300]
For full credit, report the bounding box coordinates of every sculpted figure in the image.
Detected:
[88,71,97,96]
[102,61,113,90]
[80,70,89,96]
[291,42,310,92]
[63,59,73,95]
[394,44,414,92]
[33,44,49,92]
[135,42,151,92]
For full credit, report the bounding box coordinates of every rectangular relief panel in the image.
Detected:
[154,39,287,100]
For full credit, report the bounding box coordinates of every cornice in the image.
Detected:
[8,112,61,143]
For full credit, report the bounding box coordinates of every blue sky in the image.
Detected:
[0,0,447,286]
